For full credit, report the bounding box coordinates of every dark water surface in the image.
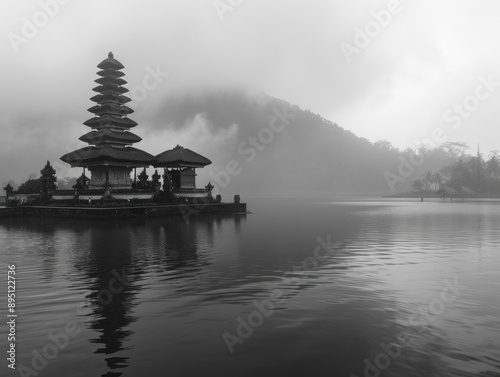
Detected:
[1,197,499,377]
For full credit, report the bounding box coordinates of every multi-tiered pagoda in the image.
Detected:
[61,52,155,189]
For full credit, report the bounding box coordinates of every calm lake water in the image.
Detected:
[1,197,500,377]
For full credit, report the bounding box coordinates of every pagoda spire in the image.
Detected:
[82,52,138,145]
[60,53,155,189]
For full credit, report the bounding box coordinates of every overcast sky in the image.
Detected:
[2,0,500,183]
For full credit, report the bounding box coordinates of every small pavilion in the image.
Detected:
[155,145,212,199]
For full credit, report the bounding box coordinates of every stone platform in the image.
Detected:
[0,202,247,220]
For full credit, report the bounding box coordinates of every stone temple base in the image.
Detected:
[0,203,248,219]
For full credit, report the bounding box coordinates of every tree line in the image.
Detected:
[407,143,500,194]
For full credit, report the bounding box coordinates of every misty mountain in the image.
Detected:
[1,90,461,196]
[153,90,452,195]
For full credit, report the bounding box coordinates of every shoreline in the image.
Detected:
[384,193,500,199]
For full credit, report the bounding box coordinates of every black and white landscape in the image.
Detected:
[1,1,500,377]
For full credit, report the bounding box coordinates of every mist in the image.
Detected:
[2,0,500,195]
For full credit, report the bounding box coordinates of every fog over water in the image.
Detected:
[2,1,500,193]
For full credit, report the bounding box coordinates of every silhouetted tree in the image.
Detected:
[162,171,175,201]
[411,179,425,192]
[422,170,434,190]
[18,179,42,194]
[137,168,150,189]
[449,159,469,187]
[40,161,57,196]
[151,169,161,189]
[433,172,444,190]
[487,156,500,179]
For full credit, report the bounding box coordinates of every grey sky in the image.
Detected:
[2,0,500,183]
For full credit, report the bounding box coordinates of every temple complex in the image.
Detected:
[1,52,247,217]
